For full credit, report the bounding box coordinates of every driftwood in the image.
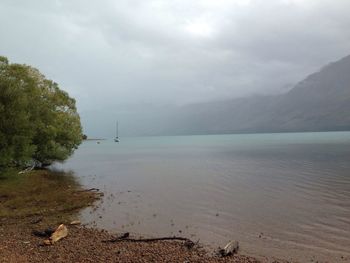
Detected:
[102,234,196,249]
[43,224,68,245]
[217,240,239,257]
[75,188,104,197]
[18,163,35,174]
[33,224,69,245]
[77,188,100,192]
[18,160,42,174]
[49,224,68,243]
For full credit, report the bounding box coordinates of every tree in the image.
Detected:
[0,56,83,168]
[0,57,35,167]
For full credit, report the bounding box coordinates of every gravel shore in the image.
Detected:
[0,219,265,263]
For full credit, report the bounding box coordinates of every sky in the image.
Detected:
[1,0,350,137]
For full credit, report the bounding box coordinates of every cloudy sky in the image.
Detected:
[1,0,350,136]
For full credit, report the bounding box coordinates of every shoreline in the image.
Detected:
[0,169,286,263]
[1,219,264,263]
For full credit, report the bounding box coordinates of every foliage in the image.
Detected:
[0,56,83,168]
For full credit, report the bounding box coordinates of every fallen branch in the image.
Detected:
[104,236,189,243]
[77,188,100,192]
[102,234,197,249]
[18,160,41,174]
[18,163,35,174]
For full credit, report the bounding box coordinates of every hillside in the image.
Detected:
[112,54,350,136]
[159,54,350,135]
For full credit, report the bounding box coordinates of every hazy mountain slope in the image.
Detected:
[157,54,350,135]
[267,54,350,132]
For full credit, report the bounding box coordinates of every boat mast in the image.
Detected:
[116,121,118,138]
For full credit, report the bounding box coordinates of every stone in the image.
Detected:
[218,240,239,257]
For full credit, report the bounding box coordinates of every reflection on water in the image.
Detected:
[53,132,350,262]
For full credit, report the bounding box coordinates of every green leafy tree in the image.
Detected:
[0,57,35,167]
[0,56,83,168]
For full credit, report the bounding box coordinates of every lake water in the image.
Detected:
[53,132,350,262]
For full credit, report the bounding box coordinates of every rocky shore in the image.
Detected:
[0,219,265,263]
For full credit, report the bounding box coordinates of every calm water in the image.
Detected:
[53,132,350,262]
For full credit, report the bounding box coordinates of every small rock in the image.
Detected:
[30,217,43,224]
[184,240,195,249]
[32,227,55,238]
[43,240,51,245]
[218,240,239,257]
[69,220,81,225]
[117,232,129,239]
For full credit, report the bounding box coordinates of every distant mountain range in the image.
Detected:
[146,54,350,135]
[110,54,350,136]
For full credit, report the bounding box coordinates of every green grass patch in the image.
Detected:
[0,169,99,222]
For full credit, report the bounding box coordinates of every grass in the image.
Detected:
[0,168,99,223]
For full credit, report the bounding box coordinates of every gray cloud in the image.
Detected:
[1,0,350,137]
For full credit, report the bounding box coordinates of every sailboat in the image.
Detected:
[114,121,119,142]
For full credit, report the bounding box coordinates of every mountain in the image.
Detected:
[115,54,350,136]
[155,54,350,135]
[268,54,350,132]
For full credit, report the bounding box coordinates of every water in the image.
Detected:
[53,132,350,262]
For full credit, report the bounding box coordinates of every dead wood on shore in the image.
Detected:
[102,234,197,249]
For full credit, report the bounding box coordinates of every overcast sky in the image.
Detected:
[1,0,350,136]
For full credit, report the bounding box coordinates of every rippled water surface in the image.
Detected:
[53,132,350,262]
